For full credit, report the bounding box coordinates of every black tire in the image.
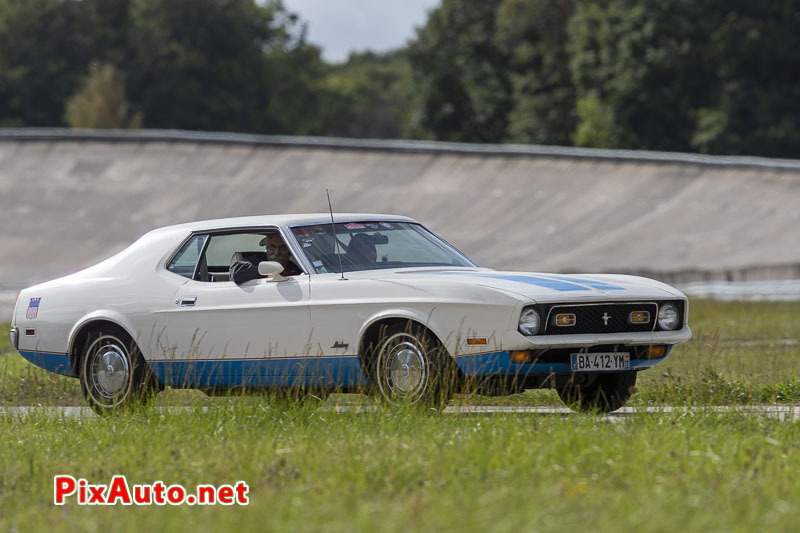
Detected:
[79,326,159,415]
[365,322,459,407]
[557,371,637,413]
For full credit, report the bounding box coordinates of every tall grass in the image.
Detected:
[1,405,800,531]
[2,299,800,406]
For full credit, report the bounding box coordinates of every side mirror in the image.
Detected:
[258,261,286,281]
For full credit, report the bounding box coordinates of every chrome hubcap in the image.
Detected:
[379,336,428,401]
[91,342,131,400]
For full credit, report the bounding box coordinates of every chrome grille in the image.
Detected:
[544,302,659,335]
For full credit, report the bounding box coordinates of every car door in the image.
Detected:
[155,230,312,387]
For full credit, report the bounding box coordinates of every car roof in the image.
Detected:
[149,213,418,236]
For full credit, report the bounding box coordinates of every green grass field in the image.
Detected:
[634,300,800,404]
[2,403,800,531]
[1,300,800,531]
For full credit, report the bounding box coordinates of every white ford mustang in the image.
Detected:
[9,214,691,413]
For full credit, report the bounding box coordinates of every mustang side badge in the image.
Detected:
[26,297,41,319]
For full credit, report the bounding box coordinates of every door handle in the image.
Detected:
[178,296,197,307]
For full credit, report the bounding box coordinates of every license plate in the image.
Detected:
[570,352,630,372]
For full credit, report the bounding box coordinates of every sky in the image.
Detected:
[281,0,441,63]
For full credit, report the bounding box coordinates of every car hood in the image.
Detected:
[392,269,685,302]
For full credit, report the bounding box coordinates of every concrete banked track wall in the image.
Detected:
[2,128,800,312]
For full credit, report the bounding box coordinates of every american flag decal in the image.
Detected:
[26,298,41,319]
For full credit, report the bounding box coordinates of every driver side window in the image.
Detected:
[201,233,267,282]
[168,230,301,282]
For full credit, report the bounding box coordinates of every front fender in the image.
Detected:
[356,307,452,356]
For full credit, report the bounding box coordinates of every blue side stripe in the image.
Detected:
[19,347,666,387]
[147,356,368,388]
[18,350,75,377]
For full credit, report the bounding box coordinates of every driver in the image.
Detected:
[230,233,302,284]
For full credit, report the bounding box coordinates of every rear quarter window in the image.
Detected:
[167,234,208,278]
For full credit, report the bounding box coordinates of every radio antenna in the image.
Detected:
[326,189,346,280]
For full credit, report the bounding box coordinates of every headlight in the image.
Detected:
[657,303,680,330]
[518,308,541,336]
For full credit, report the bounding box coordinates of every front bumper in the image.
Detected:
[454,346,673,377]
[452,325,693,378]
[502,325,692,350]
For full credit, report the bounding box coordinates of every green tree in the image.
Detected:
[126,0,318,133]
[0,0,335,134]
[408,0,512,142]
[320,51,414,139]
[690,0,800,157]
[0,0,120,126]
[571,91,619,148]
[495,0,577,145]
[568,0,800,157]
[65,61,142,129]
[261,41,338,135]
[569,0,713,151]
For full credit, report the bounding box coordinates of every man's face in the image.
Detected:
[265,234,290,267]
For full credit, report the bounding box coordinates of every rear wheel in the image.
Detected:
[367,323,459,408]
[557,371,637,413]
[79,326,159,415]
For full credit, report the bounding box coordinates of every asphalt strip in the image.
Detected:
[2,405,800,421]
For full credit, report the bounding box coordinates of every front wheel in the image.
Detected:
[79,326,158,415]
[368,323,459,408]
[557,371,637,413]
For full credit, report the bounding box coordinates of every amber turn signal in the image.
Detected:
[554,313,576,326]
[644,345,667,359]
[467,337,488,345]
[509,350,532,364]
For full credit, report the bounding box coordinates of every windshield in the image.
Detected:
[290,222,477,273]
